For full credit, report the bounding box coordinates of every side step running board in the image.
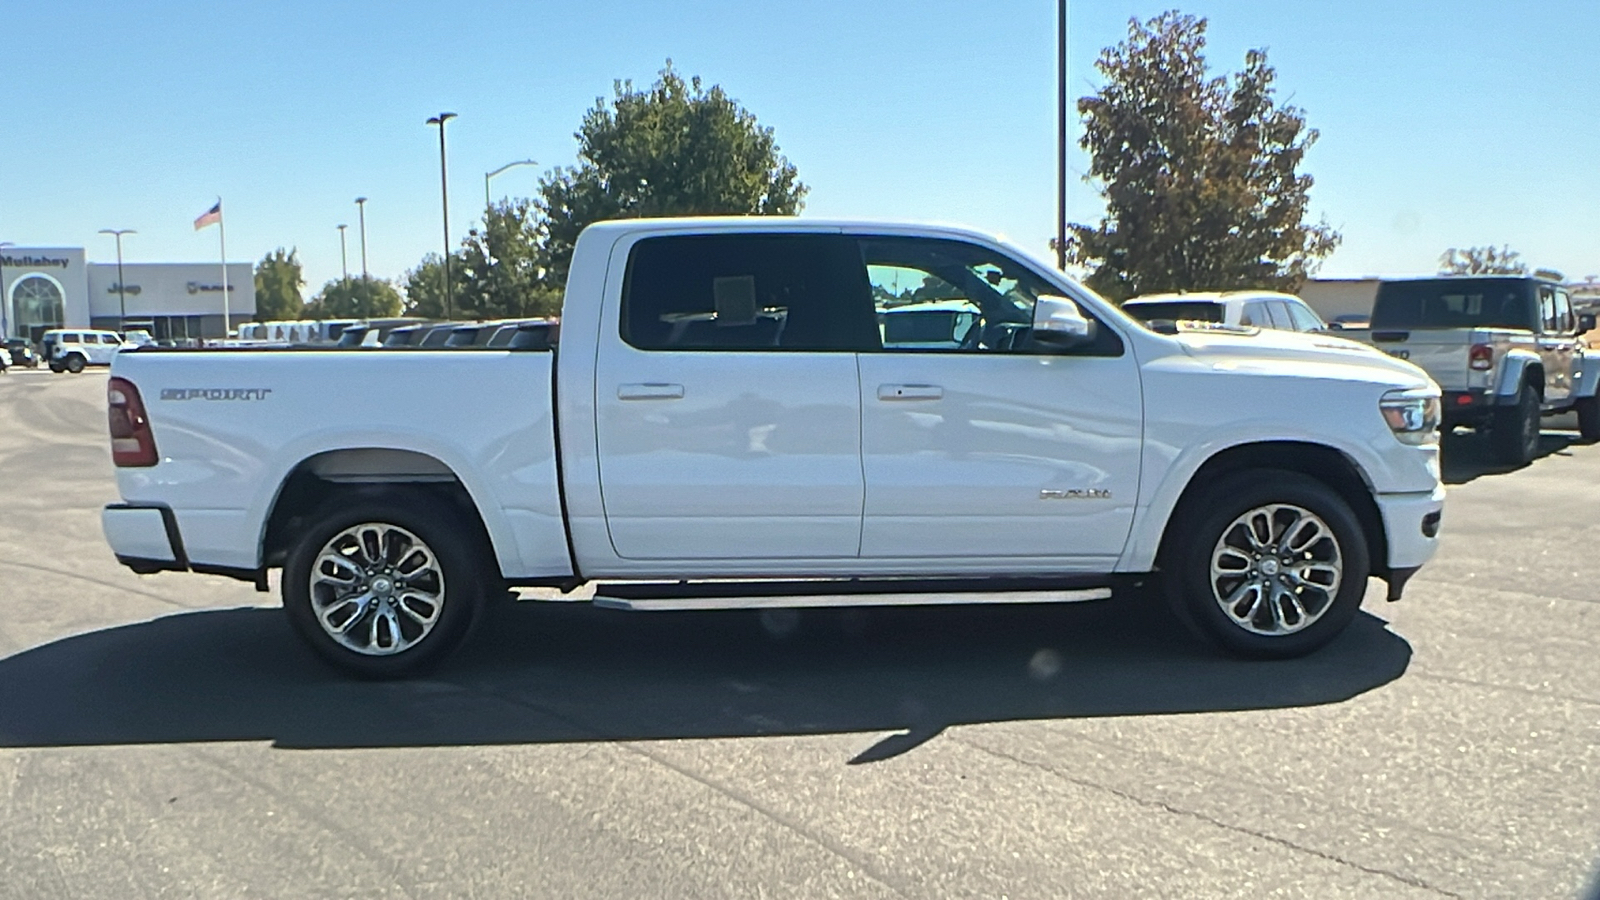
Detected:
[590,577,1114,612]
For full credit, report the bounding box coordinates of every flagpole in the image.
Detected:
[216,197,231,338]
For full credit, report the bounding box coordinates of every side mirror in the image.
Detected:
[1580,313,1595,333]
[1032,295,1096,349]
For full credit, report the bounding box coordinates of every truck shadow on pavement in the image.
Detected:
[0,597,1411,762]
[1441,429,1579,485]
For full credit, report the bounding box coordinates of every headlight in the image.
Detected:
[1380,388,1441,445]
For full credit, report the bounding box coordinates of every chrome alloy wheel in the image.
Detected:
[1209,504,1343,636]
[309,523,446,656]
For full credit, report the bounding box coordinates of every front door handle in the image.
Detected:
[878,384,944,401]
[618,383,685,400]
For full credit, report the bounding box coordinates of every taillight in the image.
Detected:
[1468,344,1493,371]
[108,377,158,467]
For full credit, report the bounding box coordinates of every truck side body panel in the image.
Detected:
[111,350,571,579]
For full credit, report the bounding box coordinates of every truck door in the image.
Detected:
[1538,284,1575,404]
[593,232,877,560]
[851,235,1143,565]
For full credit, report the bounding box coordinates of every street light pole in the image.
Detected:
[98,228,136,333]
[426,112,458,320]
[1056,0,1069,271]
[355,197,369,313]
[485,159,537,209]
[337,224,349,283]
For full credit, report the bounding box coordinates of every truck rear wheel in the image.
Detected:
[1576,395,1600,443]
[1162,471,1370,659]
[1489,384,1540,465]
[64,353,86,374]
[282,491,487,678]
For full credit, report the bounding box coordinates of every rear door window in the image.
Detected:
[1263,301,1294,329]
[622,233,878,352]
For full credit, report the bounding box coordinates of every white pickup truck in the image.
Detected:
[101,218,1446,676]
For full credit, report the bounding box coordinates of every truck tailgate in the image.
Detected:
[1367,328,1484,389]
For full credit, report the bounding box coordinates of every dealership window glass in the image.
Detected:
[11,275,65,335]
[622,234,878,352]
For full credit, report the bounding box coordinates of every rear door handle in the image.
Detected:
[618,383,685,400]
[878,384,943,401]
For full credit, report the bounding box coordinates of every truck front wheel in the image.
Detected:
[1163,471,1370,659]
[283,492,487,678]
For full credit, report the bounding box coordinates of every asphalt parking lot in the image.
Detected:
[1,367,1596,899]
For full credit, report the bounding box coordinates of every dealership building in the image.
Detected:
[1,247,255,343]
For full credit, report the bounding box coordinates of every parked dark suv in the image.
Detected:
[3,338,39,368]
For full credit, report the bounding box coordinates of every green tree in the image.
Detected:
[457,200,563,319]
[304,277,402,319]
[1065,12,1340,300]
[1438,246,1528,276]
[535,63,807,288]
[253,247,305,321]
[402,253,469,319]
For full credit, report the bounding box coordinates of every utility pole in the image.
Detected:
[485,159,537,209]
[1057,0,1069,271]
[426,112,457,319]
[98,228,136,333]
[355,197,369,313]
[337,224,349,283]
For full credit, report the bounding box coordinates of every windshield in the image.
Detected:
[1372,278,1535,329]
[1122,301,1225,323]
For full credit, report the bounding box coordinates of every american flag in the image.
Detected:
[193,201,222,231]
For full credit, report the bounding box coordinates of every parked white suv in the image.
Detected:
[1123,291,1328,333]
[42,329,126,373]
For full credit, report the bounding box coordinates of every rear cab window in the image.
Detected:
[1372,278,1536,330]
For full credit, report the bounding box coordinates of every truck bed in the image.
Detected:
[108,348,571,579]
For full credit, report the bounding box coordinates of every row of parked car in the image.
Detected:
[0,329,155,374]
[1115,276,1598,466]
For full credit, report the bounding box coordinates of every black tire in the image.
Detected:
[64,353,85,374]
[1576,395,1600,443]
[48,362,64,373]
[282,490,489,678]
[1162,470,1371,659]
[1489,383,1540,465]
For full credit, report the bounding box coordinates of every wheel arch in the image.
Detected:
[1152,441,1389,579]
[1495,350,1544,402]
[260,448,502,580]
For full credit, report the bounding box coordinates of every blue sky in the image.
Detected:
[2,0,1597,296]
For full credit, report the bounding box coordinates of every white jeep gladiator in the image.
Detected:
[1356,275,1600,463]
[101,218,1446,676]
